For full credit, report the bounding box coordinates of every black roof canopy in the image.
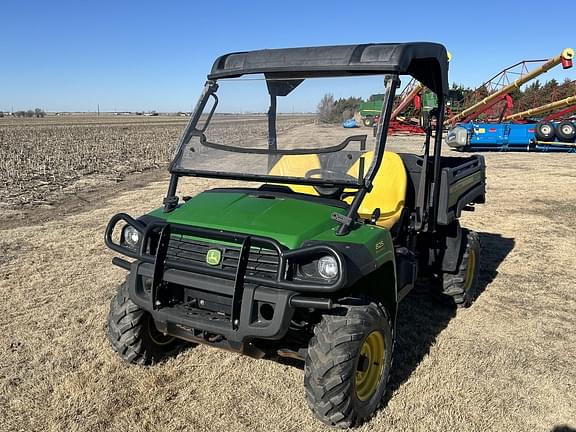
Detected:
[209,42,449,95]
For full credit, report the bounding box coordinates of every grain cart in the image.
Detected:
[104,42,486,428]
[359,96,384,126]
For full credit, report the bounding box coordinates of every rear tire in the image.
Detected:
[363,117,374,127]
[107,282,188,365]
[555,120,576,143]
[304,300,394,428]
[535,121,556,142]
[442,230,481,307]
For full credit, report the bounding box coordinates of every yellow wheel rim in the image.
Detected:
[463,249,477,292]
[146,315,175,346]
[355,331,385,401]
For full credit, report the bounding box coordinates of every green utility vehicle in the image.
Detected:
[105,42,486,428]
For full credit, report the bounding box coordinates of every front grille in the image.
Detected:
[166,235,280,281]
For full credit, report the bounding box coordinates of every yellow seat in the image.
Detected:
[268,154,320,195]
[270,152,407,230]
[344,151,407,229]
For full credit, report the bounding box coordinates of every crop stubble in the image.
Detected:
[0,115,311,208]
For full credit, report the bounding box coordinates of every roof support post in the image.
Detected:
[430,93,446,232]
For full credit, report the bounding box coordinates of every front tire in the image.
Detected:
[363,117,374,127]
[442,230,481,307]
[304,300,394,428]
[107,282,187,365]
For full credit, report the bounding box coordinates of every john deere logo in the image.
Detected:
[206,249,222,266]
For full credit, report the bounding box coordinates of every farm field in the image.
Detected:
[0,114,312,212]
[1,116,575,432]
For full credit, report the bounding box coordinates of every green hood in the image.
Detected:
[150,191,346,249]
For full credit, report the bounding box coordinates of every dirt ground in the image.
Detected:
[1,124,575,432]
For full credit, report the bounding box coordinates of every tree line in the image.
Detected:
[0,108,46,118]
[317,94,363,123]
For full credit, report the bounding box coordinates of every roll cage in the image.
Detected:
[164,42,449,235]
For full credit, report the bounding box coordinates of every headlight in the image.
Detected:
[122,225,141,248]
[317,255,339,280]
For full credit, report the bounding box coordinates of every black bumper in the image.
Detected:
[105,214,344,345]
[127,260,296,343]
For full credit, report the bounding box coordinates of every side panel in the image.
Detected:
[437,155,486,225]
[399,153,486,227]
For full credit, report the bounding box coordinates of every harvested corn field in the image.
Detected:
[0,115,312,208]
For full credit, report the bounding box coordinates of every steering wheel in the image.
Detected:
[305,168,358,197]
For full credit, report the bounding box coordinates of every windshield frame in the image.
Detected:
[169,74,396,189]
[165,73,400,235]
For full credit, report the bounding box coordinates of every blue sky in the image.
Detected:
[1,0,574,112]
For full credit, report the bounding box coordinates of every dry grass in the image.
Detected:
[0,118,575,432]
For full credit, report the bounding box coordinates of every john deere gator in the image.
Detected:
[105,42,486,428]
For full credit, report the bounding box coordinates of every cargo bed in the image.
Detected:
[400,153,486,226]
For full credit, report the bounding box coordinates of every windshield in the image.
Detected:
[171,75,389,187]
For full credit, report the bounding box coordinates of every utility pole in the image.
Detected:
[97,104,100,116]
